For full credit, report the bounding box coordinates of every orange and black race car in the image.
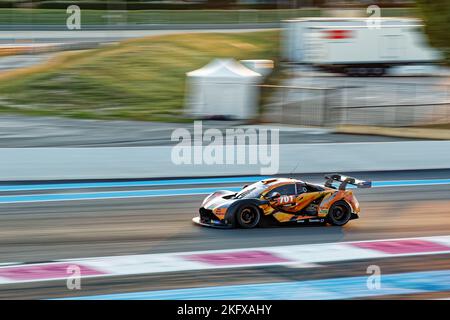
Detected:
[193,174,371,228]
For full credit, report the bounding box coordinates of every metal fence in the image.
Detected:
[262,81,450,128]
[334,101,450,127]
[261,84,340,126]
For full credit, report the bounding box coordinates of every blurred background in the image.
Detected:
[0,0,449,300]
[0,0,447,140]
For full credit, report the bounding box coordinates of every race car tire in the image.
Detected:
[327,201,352,226]
[236,205,261,229]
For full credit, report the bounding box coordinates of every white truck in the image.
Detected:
[282,17,442,76]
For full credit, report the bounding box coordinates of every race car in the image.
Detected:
[193,174,371,228]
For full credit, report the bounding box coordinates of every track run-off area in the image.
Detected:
[0,169,449,299]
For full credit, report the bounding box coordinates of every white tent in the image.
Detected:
[185,58,263,120]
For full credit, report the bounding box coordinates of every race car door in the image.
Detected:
[267,183,297,212]
[270,183,324,215]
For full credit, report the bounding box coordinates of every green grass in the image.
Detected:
[0,7,417,26]
[0,30,280,121]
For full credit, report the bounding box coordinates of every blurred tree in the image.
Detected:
[416,0,450,64]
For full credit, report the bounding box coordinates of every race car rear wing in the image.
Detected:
[324,174,372,191]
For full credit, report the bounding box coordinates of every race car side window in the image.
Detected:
[268,184,295,197]
[296,183,308,194]
[305,183,324,192]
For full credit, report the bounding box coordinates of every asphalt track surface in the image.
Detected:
[1,183,449,262]
[0,27,274,44]
[0,169,449,299]
[0,116,418,148]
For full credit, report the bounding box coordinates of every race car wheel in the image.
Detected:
[236,206,261,229]
[328,201,352,226]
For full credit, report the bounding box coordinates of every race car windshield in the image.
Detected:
[235,182,267,199]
